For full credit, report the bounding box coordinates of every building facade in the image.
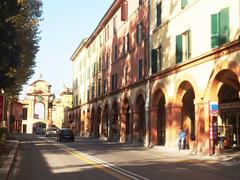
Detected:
[70,0,240,154]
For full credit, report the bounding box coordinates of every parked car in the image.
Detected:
[57,128,74,142]
[45,127,58,137]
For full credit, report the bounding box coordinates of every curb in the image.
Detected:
[0,141,19,180]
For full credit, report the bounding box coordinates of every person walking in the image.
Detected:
[178,127,186,150]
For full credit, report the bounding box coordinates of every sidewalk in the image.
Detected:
[0,140,19,180]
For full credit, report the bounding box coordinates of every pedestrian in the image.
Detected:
[178,127,186,150]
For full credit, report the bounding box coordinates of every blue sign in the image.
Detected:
[209,102,218,116]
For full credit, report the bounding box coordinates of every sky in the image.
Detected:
[20,0,114,99]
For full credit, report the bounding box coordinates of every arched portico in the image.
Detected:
[121,98,132,143]
[210,69,240,149]
[151,88,166,146]
[133,93,146,144]
[102,104,109,139]
[175,81,196,150]
[111,101,119,141]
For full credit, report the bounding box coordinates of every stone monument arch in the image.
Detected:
[21,78,54,134]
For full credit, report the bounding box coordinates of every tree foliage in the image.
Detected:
[0,0,42,97]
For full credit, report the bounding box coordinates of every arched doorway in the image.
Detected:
[122,98,131,143]
[111,101,119,141]
[213,70,240,149]
[33,122,46,135]
[102,104,109,138]
[157,95,166,145]
[177,81,196,150]
[34,103,45,119]
[96,107,101,138]
[90,107,95,137]
[135,94,146,144]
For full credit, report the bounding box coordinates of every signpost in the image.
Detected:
[209,101,218,155]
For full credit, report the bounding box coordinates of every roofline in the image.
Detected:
[85,0,121,47]
[70,38,88,61]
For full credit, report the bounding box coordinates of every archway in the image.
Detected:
[90,107,95,137]
[96,107,101,138]
[111,101,119,141]
[176,81,196,149]
[34,103,45,119]
[157,95,166,145]
[122,98,131,143]
[135,94,146,144]
[33,122,46,135]
[102,104,109,138]
[212,69,240,149]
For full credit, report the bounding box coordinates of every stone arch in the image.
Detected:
[151,82,168,106]
[95,106,102,138]
[151,86,166,145]
[90,106,95,137]
[121,97,132,143]
[34,102,45,119]
[102,103,109,138]
[205,60,240,101]
[207,66,240,149]
[111,100,119,141]
[175,80,196,150]
[133,93,146,144]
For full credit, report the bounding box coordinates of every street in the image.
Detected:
[9,134,240,180]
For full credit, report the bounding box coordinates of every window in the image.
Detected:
[111,73,118,91]
[156,1,162,27]
[211,7,229,48]
[113,16,117,34]
[125,65,128,85]
[105,25,109,41]
[113,44,118,62]
[181,0,188,9]
[151,49,157,74]
[137,21,144,44]
[158,45,163,72]
[23,108,28,120]
[103,79,108,94]
[138,58,143,79]
[106,53,109,67]
[97,79,101,97]
[176,30,191,64]
[123,34,129,55]
[91,84,95,99]
[121,0,128,21]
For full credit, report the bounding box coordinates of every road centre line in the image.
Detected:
[55,142,150,180]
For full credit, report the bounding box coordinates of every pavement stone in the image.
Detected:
[0,140,19,180]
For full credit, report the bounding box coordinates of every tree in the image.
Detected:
[0,0,42,97]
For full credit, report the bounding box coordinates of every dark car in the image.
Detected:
[57,128,74,142]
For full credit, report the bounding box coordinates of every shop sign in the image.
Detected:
[209,102,218,116]
[209,122,218,140]
[0,95,4,122]
[220,102,240,109]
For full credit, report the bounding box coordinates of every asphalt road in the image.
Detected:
[8,134,240,180]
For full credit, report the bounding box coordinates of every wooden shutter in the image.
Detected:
[121,0,128,21]
[176,35,182,64]
[157,2,162,26]
[219,7,229,45]
[151,49,158,74]
[211,13,219,48]
[181,0,188,9]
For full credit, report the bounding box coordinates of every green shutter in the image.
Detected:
[157,2,162,26]
[211,13,219,48]
[151,49,158,74]
[176,35,182,64]
[187,30,191,59]
[181,0,188,9]
[219,7,229,45]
